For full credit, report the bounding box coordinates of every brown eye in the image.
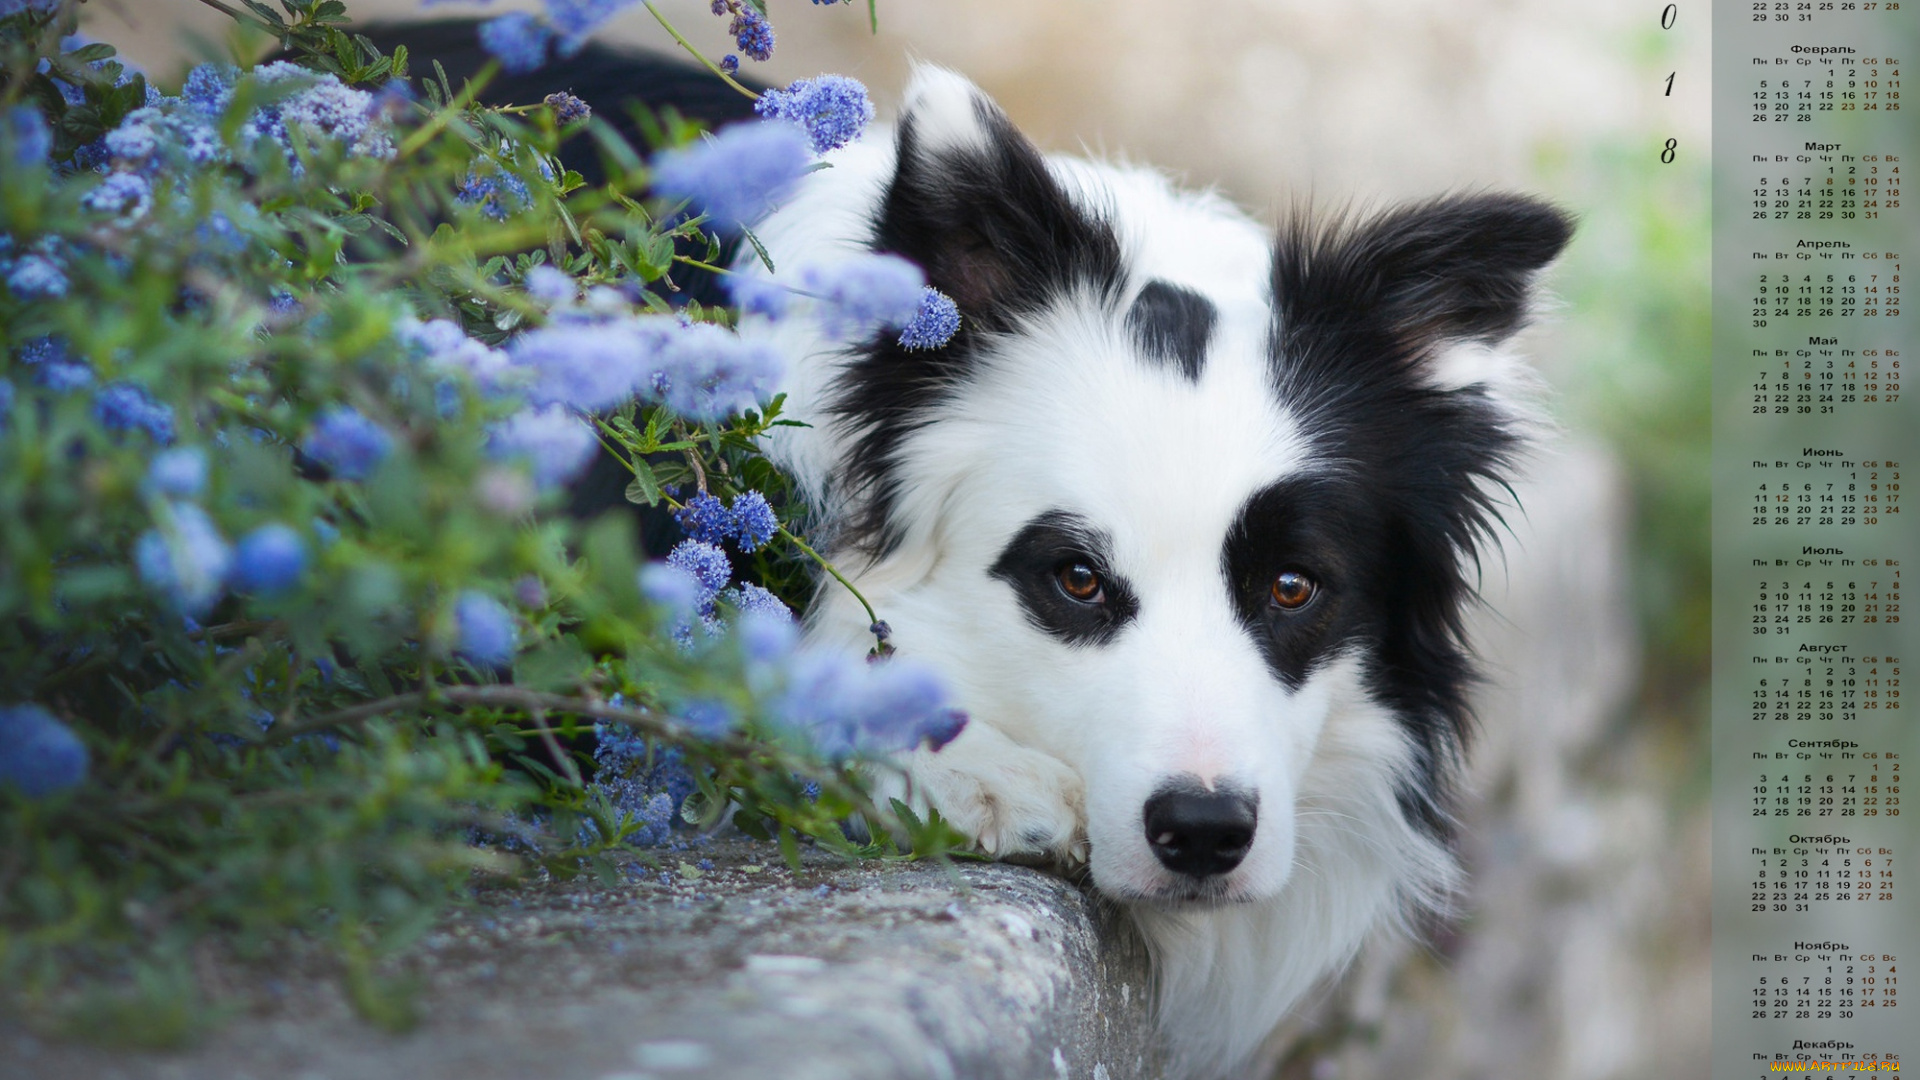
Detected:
[1270,571,1317,611]
[1057,561,1105,603]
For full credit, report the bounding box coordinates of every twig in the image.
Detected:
[642,1,761,102]
[532,707,583,788]
[268,685,688,745]
[777,525,880,629]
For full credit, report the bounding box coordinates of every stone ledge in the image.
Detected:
[2,839,1162,1080]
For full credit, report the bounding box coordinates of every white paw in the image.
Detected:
[891,732,1088,866]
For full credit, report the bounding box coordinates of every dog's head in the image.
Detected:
[817,70,1571,905]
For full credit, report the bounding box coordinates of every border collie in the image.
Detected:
[387,25,1573,1076]
[740,68,1572,1078]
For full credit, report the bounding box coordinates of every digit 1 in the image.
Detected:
[1665,71,1676,96]
[1661,3,1677,28]
[1662,138,1678,163]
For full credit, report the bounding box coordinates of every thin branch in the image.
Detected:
[643,1,761,102]
[269,685,689,745]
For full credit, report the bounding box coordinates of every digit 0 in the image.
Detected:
[1661,3,1677,28]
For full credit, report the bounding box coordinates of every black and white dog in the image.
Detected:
[402,27,1572,1077]
[742,68,1572,1077]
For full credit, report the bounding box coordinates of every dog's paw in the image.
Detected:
[892,730,1088,867]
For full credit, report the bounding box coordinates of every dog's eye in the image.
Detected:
[1056,561,1105,603]
[1269,571,1317,611]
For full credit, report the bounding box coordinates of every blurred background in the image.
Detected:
[81,1,1715,1076]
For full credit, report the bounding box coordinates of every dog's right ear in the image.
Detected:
[875,67,1121,333]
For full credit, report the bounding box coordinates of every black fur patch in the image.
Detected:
[1256,193,1573,839]
[990,511,1140,647]
[827,94,1124,557]
[1126,279,1215,381]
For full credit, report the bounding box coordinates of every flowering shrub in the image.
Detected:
[1,0,961,1038]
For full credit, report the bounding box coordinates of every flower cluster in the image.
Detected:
[649,120,812,230]
[710,0,775,63]
[0,704,88,800]
[241,62,397,169]
[479,13,554,75]
[674,489,780,550]
[754,75,873,154]
[504,314,784,421]
[1,1,974,1022]
[727,254,929,343]
[898,287,962,350]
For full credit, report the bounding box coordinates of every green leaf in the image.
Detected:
[888,797,924,834]
[739,224,776,273]
[622,459,663,506]
[777,824,801,871]
[587,853,618,887]
[733,809,772,841]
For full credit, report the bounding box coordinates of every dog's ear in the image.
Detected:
[1272,194,1572,400]
[875,67,1121,331]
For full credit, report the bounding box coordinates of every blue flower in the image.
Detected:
[456,167,532,221]
[725,581,792,623]
[771,652,965,759]
[735,601,799,663]
[231,524,307,594]
[18,336,92,391]
[639,561,704,618]
[719,54,740,76]
[135,503,233,615]
[728,490,778,550]
[181,63,238,115]
[654,321,785,421]
[666,540,731,608]
[6,254,67,299]
[146,447,208,498]
[678,699,734,738]
[0,704,88,799]
[898,287,961,350]
[301,406,392,481]
[242,64,394,169]
[454,591,518,667]
[479,13,553,74]
[486,404,598,489]
[523,265,575,304]
[4,106,50,169]
[725,273,793,319]
[81,172,153,223]
[797,254,926,340]
[0,1,62,18]
[753,75,873,154]
[674,491,734,544]
[649,121,811,229]
[94,382,175,443]
[543,0,641,50]
[398,316,512,391]
[728,8,775,62]
[543,91,590,123]
[506,319,662,411]
[105,106,226,174]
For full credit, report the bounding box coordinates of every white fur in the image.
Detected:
[739,67,1510,1080]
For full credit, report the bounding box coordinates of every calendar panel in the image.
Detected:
[1715,1,1918,1076]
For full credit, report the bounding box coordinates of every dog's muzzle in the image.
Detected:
[1142,783,1258,879]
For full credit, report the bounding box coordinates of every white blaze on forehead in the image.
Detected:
[1047,156,1273,320]
[893,298,1312,572]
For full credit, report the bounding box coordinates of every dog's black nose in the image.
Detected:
[1143,788,1258,879]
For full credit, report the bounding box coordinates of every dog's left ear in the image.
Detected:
[1273,194,1573,398]
[874,66,1122,333]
